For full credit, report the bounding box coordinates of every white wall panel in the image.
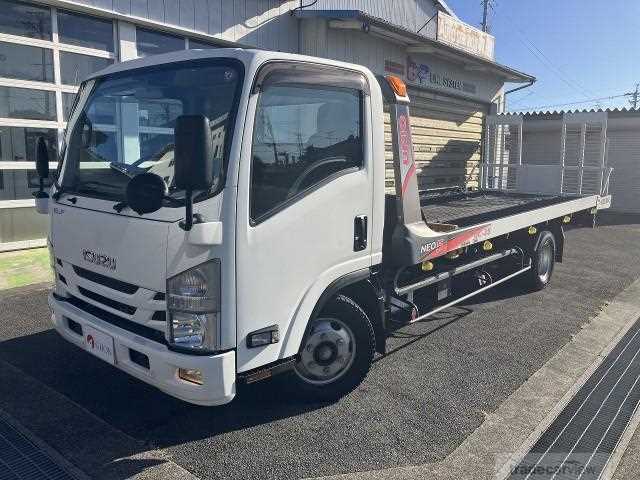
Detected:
[66,0,298,51]
[179,0,196,30]
[130,0,148,18]
[164,0,181,27]
[194,0,210,32]
[208,0,223,36]
[147,0,164,22]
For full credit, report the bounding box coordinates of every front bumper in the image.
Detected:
[48,293,236,406]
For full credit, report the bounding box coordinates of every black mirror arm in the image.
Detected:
[178,190,204,231]
[33,177,49,200]
[179,188,195,231]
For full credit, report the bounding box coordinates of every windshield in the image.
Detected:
[59,60,242,202]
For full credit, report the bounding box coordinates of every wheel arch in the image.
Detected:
[301,268,386,355]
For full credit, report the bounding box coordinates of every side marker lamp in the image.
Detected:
[421,261,434,272]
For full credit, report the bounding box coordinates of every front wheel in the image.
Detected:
[286,294,375,402]
[524,230,556,291]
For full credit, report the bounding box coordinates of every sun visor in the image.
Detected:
[254,62,369,95]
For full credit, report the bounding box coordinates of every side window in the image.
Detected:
[250,83,363,221]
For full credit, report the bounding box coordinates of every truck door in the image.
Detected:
[235,63,374,372]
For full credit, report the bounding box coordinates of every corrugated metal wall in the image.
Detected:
[300,18,406,73]
[73,0,299,51]
[522,129,562,166]
[304,0,439,38]
[607,129,640,213]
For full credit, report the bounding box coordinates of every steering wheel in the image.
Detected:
[286,157,349,198]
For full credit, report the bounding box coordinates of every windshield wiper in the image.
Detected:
[74,181,122,194]
[109,161,145,178]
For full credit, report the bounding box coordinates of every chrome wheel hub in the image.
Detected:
[294,318,356,385]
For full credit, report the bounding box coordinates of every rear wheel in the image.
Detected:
[524,230,556,291]
[287,294,375,402]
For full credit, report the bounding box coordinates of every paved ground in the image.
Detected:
[1,214,639,480]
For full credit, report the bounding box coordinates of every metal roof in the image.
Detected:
[505,107,640,116]
[293,9,534,83]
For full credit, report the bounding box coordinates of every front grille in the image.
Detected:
[65,295,166,345]
[73,265,139,294]
[78,287,136,315]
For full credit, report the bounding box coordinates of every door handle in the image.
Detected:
[354,215,368,251]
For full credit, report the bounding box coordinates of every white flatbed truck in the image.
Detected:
[35,49,611,406]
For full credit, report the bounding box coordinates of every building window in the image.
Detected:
[250,84,363,221]
[0,1,118,217]
[0,42,54,83]
[0,0,52,40]
[188,38,218,49]
[57,10,114,52]
[60,52,113,86]
[136,28,185,57]
[0,126,58,162]
[0,170,56,200]
[0,86,56,121]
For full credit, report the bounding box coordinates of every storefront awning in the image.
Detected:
[293,9,535,84]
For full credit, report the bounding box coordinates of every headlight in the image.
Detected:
[166,260,221,353]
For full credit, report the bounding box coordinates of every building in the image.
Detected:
[0,0,534,250]
[487,108,640,213]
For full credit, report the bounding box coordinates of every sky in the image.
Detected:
[444,0,640,112]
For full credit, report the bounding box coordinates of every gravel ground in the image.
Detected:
[0,214,639,480]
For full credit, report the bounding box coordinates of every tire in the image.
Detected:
[285,294,376,403]
[524,230,556,291]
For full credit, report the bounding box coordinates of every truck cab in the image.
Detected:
[45,49,386,405]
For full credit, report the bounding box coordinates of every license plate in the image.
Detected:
[83,325,116,365]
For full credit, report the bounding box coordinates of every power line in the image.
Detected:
[625,83,640,109]
[492,6,596,100]
[511,94,628,112]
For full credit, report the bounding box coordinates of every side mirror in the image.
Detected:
[173,115,214,190]
[34,136,50,214]
[173,115,214,231]
[35,136,50,179]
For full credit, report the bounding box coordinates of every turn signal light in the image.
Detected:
[528,226,538,235]
[482,240,493,251]
[386,75,407,97]
[563,215,571,223]
[178,368,203,385]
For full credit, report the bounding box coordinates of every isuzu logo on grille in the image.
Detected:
[82,249,116,271]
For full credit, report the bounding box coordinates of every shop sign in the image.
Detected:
[407,57,477,95]
[437,11,495,60]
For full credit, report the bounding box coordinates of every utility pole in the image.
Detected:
[625,83,640,109]
[481,0,491,33]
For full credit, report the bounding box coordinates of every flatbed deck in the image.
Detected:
[419,190,571,228]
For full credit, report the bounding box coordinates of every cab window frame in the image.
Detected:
[248,62,368,226]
